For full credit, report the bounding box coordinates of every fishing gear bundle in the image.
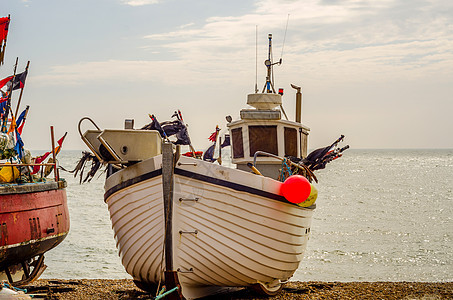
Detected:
[141,111,192,146]
[279,135,348,181]
[61,151,101,183]
[289,135,349,172]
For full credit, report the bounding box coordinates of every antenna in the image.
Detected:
[255,25,258,93]
[280,14,290,61]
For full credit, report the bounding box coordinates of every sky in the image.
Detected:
[1,0,452,151]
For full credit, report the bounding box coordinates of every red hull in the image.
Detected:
[0,181,69,268]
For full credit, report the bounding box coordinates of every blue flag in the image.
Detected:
[14,129,24,159]
[16,108,26,127]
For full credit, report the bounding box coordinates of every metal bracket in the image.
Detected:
[177,267,194,273]
[179,197,199,202]
[179,230,198,235]
[177,162,197,166]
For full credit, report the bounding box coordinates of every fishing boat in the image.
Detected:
[0,15,70,286]
[78,34,347,299]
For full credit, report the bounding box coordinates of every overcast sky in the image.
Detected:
[2,0,452,151]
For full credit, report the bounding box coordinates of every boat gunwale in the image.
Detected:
[104,164,314,209]
[0,180,66,195]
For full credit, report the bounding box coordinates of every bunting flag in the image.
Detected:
[174,125,191,145]
[17,121,25,135]
[148,114,166,138]
[0,17,10,42]
[31,132,67,174]
[0,75,13,89]
[182,151,203,158]
[14,129,24,159]
[16,108,26,127]
[203,126,220,162]
[31,151,51,174]
[202,144,216,162]
[7,114,16,134]
[54,132,67,155]
[208,126,219,142]
[16,106,29,135]
[12,70,28,90]
[0,16,10,65]
[0,70,28,92]
[0,99,7,117]
[161,120,184,137]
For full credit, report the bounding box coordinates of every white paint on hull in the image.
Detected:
[105,155,314,299]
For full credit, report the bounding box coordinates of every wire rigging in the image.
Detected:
[280,14,290,60]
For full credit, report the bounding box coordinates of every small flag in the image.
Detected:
[174,125,191,145]
[12,70,27,90]
[7,114,15,134]
[161,120,184,136]
[0,17,10,43]
[16,109,26,126]
[54,132,67,155]
[31,132,67,174]
[16,107,28,134]
[0,75,13,89]
[148,114,166,138]
[208,131,217,142]
[208,125,220,142]
[17,121,25,135]
[0,99,7,115]
[31,151,51,174]
[0,16,10,65]
[220,134,230,148]
[203,144,216,162]
[14,129,24,159]
[182,151,203,158]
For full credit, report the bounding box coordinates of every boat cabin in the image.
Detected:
[227,92,310,179]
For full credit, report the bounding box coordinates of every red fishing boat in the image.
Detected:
[0,15,70,286]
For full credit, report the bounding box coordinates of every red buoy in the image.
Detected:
[281,175,311,204]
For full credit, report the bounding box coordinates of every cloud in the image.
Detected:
[37,0,453,89]
[121,0,160,6]
[32,58,250,87]
[33,60,181,86]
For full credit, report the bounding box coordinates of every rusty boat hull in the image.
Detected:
[0,180,69,284]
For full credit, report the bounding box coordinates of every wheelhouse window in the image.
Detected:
[248,125,278,156]
[231,128,244,158]
[284,127,297,157]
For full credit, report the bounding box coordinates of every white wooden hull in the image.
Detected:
[105,155,314,299]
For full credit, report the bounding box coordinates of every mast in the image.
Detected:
[261,34,281,94]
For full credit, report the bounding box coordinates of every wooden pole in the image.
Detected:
[162,141,184,300]
[50,126,59,181]
[218,136,222,165]
[15,60,30,117]
[162,142,174,271]
[1,57,17,133]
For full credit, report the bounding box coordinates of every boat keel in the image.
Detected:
[164,270,184,300]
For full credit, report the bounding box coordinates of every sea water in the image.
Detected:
[40,149,452,282]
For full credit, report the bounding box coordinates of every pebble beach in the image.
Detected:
[22,280,452,299]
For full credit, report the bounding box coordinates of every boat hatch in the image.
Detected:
[79,117,162,163]
[97,129,162,163]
